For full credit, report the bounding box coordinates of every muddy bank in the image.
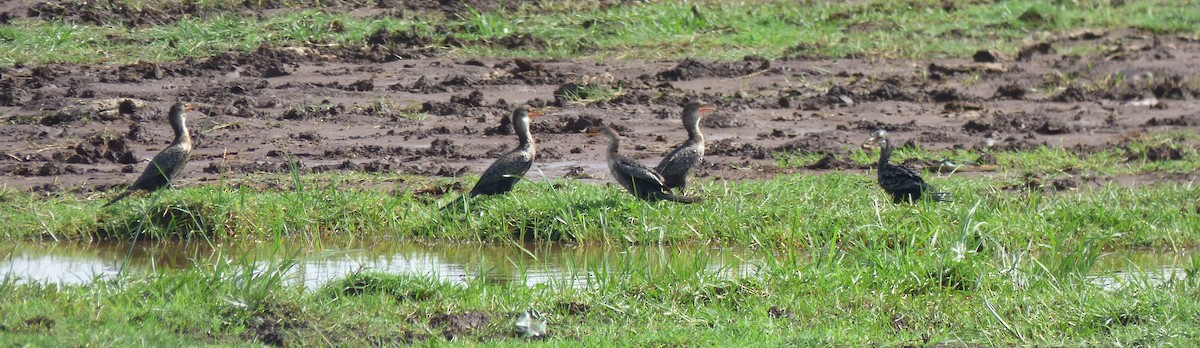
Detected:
[2,30,1199,196]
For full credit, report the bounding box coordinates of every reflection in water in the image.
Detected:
[0,241,762,289]
[2,241,1187,290]
[1087,251,1192,291]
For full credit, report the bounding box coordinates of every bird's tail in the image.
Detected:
[650,191,702,204]
[102,190,133,208]
[439,195,467,211]
[931,192,953,203]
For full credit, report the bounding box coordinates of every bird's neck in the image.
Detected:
[684,119,703,143]
[877,140,892,169]
[171,120,190,146]
[170,111,188,144]
[606,134,620,155]
[516,124,534,150]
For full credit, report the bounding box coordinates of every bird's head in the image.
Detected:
[683,101,716,117]
[585,125,617,138]
[862,129,889,149]
[514,105,542,120]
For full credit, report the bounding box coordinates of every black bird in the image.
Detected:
[863,129,951,204]
[104,102,197,207]
[655,101,715,192]
[442,106,540,210]
[589,125,700,204]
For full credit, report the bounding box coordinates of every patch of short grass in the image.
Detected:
[556,83,624,105]
[777,131,1200,177]
[3,1,1200,65]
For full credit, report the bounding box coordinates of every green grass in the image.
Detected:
[2,166,1197,250]
[2,238,1198,346]
[2,136,1196,347]
[777,131,1200,178]
[3,1,1200,345]
[3,0,1200,65]
[557,83,624,105]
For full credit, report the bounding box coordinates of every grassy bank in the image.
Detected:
[3,241,1198,346]
[2,158,1197,249]
[5,130,1197,247]
[2,0,1199,65]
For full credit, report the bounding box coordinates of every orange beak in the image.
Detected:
[528,110,543,118]
[183,103,199,112]
[699,107,716,114]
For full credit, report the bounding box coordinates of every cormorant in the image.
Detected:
[655,101,715,192]
[442,106,540,210]
[103,102,197,207]
[589,125,699,204]
[862,129,951,204]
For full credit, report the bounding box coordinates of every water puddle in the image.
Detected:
[2,241,1188,290]
[0,241,762,289]
[1088,251,1191,290]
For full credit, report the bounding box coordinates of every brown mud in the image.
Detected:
[3,28,1200,197]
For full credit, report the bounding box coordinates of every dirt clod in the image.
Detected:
[557,301,591,315]
[656,56,770,81]
[429,311,490,340]
[995,82,1027,100]
[768,306,796,319]
[1017,42,1056,61]
[1128,144,1185,162]
[702,111,750,128]
[973,49,1004,62]
[806,153,862,170]
[708,139,769,159]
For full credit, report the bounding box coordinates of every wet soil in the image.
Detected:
[3,29,1200,196]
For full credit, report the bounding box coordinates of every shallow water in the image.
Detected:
[1,241,1188,290]
[0,240,763,289]
[1087,251,1192,290]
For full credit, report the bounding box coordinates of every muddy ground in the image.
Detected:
[2,25,1199,197]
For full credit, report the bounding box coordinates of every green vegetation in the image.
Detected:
[3,0,1200,65]
[2,238,1198,346]
[777,131,1200,178]
[556,83,624,105]
[2,166,1197,249]
[3,119,1198,346]
[4,0,1200,345]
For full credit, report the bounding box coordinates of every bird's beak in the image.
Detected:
[585,128,600,137]
[183,103,199,112]
[861,136,880,149]
[699,107,716,114]
[528,110,543,118]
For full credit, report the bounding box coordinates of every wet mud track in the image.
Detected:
[2,29,1199,196]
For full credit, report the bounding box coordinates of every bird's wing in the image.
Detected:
[655,145,700,175]
[131,146,189,189]
[474,150,533,186]
[880,164,928,190]
[613,156,665,185]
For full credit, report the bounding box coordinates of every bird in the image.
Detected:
[442,106,540,210]
[862,129,952,204]
[588,124,700,204]
[103,101,197,207]
[655,101,715,192]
